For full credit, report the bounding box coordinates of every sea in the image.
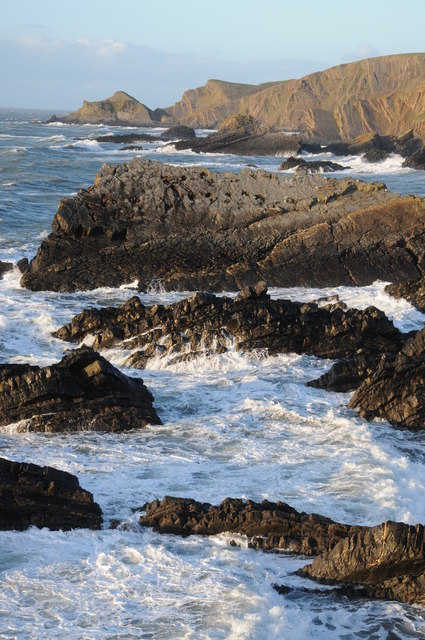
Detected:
[1,107,425,640]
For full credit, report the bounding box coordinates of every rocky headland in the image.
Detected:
[0,346,160,432]
[47,91,175,127]
[21,159,425,293]
[0,457,102,530]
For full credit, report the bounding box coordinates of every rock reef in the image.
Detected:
[0,457,102,530]
[139,496,359,555]
[21,159,425,293]
[53,289,404,379]
[0,346,160,432]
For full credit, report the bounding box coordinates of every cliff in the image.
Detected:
[167,54,425,141]
[165,78,278,129]
[59,91,175,126]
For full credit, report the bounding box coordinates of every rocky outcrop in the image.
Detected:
[299,521,425,606]
[0,260,13,278]
[55,91,174,127]
[0,457,102,530]
[279,156,348,173]
[95,125,196,145]
[385,278,425,312]
[53,289,404,372]
[138,496,360,554]
[0,346,161,432]
[349,327,425,430]
[174,114,303,156]
[21,159,425,293]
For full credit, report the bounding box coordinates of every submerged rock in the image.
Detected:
[21,159,425,293]
[349,326,425,430]
[0,260,13,278]
[0,346,161,432]
[279,156,348,173]
[0,456,102,530]
[53,290,404,372]
[138,496,360,555]
[299,521,425,606]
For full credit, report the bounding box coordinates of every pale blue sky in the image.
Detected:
[1,0,424,109]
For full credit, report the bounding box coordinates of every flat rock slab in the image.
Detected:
[0,346,161,432]
[0,457,102,530]
[139,496,361,555]
[300,521,425,606]
[349,326,425,430]
[53,290,404,381]
[21,159,425,292]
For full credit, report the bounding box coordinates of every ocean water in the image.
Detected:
[1,108,425,639]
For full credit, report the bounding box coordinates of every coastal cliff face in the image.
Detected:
[165,78,278,129]
[168,54,425,141]
[61,91,174,126]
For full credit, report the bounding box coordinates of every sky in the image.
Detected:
[1,0,424,110]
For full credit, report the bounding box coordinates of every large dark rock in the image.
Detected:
[0,260,13,278]
[0,346,161,432]
[279,156,348,173]
[20,159,425,293]
[159,125,196,141]
[349,326,425,430]
[139,496,361,555]
[299,521,425,606]
[385,278,425,312]
[0,457,102,530]
[53,290,404,372]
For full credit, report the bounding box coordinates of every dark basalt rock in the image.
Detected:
[53,290,404,371]
[299,521,425,606]
[385,278,425,312]
[0,456,102,530]
[403,147,425,170]
[138,496,361,555]
[307,354,381,392]
[279,156,348,173]
[0,346,161,432]
[95,132,155,144]
[16,257,29,274]
[20,159,425,293]
[0,260,13,278]
[349,326,425,430]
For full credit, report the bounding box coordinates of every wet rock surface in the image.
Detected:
[53,289,405,373]
[138,496,361,555]
[0,346,161,432]
[0,457,102,530]
[299,521,425,606]
[385,278,425,312]
[349,326,425,430]
[21,159,425,293]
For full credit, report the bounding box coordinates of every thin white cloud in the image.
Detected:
[18,35,63,51]
[341,44,381,62]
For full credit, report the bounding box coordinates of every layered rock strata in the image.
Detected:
[138,496,360,555]
[0,346,161,432]
[349,326,425,430]
[0,457,102,530]
[299,521,425,606]
[21,159,425,293]
[53,289,404,375]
